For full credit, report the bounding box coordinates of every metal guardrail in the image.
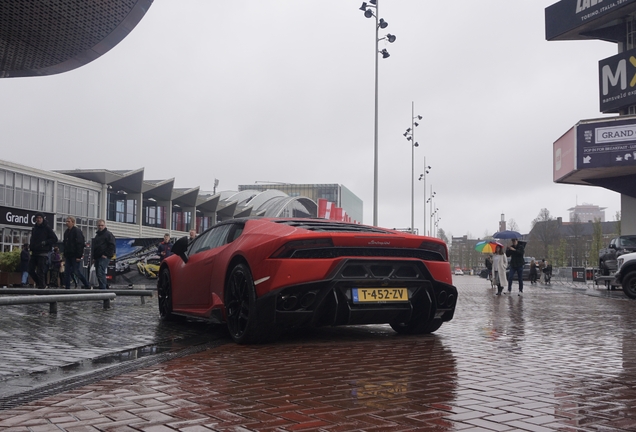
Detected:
[0,288,153,304]
[0,293,116,313]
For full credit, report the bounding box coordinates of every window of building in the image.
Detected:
[143,200,166,229]
[107,191,136,224]
[1,228,30,252]
[57,184,100,218]
[0,169,53,212]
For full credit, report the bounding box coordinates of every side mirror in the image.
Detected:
[172,236,189,263]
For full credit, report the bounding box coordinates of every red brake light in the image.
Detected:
[419,240,448,261]
[271,238,334,258]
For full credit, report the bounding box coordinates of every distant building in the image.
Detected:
[568,204,606,223]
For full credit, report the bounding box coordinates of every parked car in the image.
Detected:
[615,252,636,299]
[454,268,464,276]
[599,235,636,275]
[157,218,458,344]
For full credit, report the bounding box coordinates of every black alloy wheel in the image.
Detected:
[622,271,636,299]
[225,263,259,344]
[157,267,175,320]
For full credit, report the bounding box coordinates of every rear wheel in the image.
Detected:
[622,271,636,299]
[225,263,260,344]
[157,267,176,320]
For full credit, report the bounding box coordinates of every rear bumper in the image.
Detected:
[255,258,457,329]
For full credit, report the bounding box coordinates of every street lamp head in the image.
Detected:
[405,128,411,133]
[379,18,388,28]
[414,122,419,127]
[406,136,412,141]
[386,34,396,43]
[369,0,376,4]
[414,142,419,147]
[417,115,422,120]
[403,131,408,137]
[359,2,367,11]
[380,48,390,58]
[418,174,423,180]
[364,9,374,18]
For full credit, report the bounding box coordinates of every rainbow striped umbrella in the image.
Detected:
[474,241,503,254]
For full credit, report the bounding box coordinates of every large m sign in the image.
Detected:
[599,49,636,113]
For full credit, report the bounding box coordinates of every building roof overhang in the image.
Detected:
[0,0,154,78]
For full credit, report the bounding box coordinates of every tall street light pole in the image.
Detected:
[359,1,395,226]
[403,102,422,234]
[418,160,431,236]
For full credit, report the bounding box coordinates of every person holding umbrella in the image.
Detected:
[506,238,526,295]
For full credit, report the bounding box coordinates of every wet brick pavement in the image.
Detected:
[1,279,636,431]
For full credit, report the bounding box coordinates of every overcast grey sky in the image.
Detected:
[0,1,622,239]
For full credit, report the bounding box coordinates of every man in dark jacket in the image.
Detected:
[63,216,91,289]
[506,238,525,296]
[157,233,172,262]
[29,212,58,289]
[92,219,116,289]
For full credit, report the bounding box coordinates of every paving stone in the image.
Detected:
[2,280,636,430]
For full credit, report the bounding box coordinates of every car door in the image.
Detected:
[172,224,233,308]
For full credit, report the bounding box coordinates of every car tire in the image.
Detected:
[225,263,262,344]
[157,267,177,320]
[391,317,442,335]
[622,271,636,299]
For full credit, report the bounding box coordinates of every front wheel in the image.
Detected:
[622,271,636,299]
[225,263,261,344]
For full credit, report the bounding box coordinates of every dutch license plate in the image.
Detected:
[352,288,409,303]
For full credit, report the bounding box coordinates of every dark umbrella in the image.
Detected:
[492,230,522,239]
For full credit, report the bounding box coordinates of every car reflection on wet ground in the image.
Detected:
[1,279,636,430]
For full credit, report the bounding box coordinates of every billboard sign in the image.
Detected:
[554,126,577,181]
[576,117,636,169]
[599,48,636,113]
[0,206,55,228]
[545,0,636,40]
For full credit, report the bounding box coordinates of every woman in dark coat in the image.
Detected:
[529,259,538,284]
[20,244,30,287]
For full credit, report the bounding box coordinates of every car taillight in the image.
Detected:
[270,238,335,258]
[419,240,448,261]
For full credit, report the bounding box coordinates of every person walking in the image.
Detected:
[28,212,58,289]
[506,238,525,296]
[529,259,538,285]
[485,255,493,281]
[543,260,553,284]
[19,243,30,287]
[92,219,116,290]
[48,247,62,287]
[493,244,508,295]
[63,216,91,289]
[157,233,172,262]
[538,259,546,283]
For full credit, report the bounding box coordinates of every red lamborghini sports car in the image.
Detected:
[158,218,457,344]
